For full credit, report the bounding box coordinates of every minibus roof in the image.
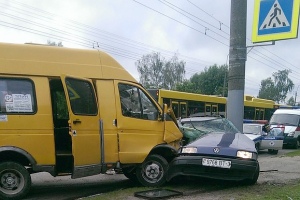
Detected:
[0,42,136,82]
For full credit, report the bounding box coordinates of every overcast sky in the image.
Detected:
[0,0,299,100]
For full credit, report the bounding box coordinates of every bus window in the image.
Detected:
[212,105,218,116]
[205,104,211,116]
[180,102,187,118]
[254,109,265,120]
[218,103,226,117]
[259,109,264,120]
[172,101,179,118]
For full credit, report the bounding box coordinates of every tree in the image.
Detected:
[47,40,63,47]
[286,96,295,106]
[176,64,228,96]
[163,54,185,90]
[136,52,185,90]
[258,69,294,103]
[176,80,200,94]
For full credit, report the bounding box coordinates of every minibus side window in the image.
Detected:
[65,78,97,115]
[0,78,36,114]
[118,83,158,120]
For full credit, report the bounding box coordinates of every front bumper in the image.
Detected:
[283,136,297,146]
[167,155,259,182]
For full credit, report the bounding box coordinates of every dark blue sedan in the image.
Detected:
[167,117,259,185]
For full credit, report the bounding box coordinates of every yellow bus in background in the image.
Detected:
[148,89,278,120]
[0,43,182,199]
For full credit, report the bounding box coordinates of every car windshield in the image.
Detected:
[243,124,262,134]
[180,118,240,145]
[269,114,300,126]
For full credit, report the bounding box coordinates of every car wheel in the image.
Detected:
[255,143,260,153]
[243,163,260,185]
[136,154,168,187]
[268,149,278,154]
[122,167,138,183]
[0,161,31,200]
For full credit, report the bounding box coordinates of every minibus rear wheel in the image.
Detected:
[136,154,168,187]
[0,161,32,200]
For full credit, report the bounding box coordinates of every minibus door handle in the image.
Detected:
[113,119,117,127]
[73,119,81,124]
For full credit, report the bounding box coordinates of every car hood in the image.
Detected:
[244,133,262,142]
[186,132,256,156]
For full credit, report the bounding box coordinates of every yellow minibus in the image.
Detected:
[0,42,182,199]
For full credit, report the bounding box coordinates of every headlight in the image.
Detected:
[181,147,197,153]
[288,131,295,137]
[237,151,253,159]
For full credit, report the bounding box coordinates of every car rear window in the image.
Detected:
[269,114,300,126]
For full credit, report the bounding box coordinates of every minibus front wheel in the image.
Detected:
[0,161,32,200]
[136,154,168,187]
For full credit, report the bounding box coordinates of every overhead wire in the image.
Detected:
[1,0,298,93]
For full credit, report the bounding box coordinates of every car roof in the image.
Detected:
[243,123,263,127]
[274,109,300,115]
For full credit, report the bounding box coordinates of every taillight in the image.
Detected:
[295,127,300,131]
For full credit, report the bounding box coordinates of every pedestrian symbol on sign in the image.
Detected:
[260,0,290,30]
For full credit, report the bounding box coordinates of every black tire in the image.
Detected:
[0,162,31,200]
[255,143,260,153]
[136,154,168,187]
[122,167,138,183]
[243,163,260,185]
[293,139,300,149]
[268,149,278,154]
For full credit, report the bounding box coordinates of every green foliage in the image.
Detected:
[175,80,200,93]
[136,52,185,90]
[258,69,294,103]
[286,96,295,106]
[284,150,300,157]
[176,64,228,96]
[56,92,68,119]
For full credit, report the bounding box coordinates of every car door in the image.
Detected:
[261,127,284,150]
[61,75,101,178]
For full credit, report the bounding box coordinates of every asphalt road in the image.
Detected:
[23,149,299,200]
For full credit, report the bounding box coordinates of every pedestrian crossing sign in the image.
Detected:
[252,0,300,43]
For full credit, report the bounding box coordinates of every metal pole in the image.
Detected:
[295,85,300,105]
[227,0,247,132]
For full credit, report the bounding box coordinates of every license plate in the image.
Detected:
[202,158,231,169]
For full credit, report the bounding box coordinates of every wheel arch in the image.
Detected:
[0,146,37,168]
[148,144,178,163]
